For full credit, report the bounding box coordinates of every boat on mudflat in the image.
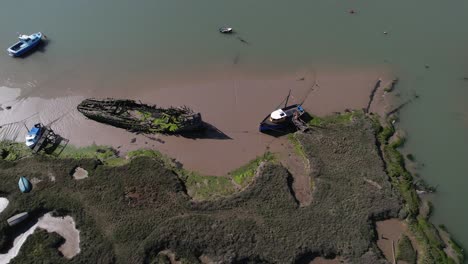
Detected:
[259,90,307,133]
[259,104,305,133]
[7,32,43,57]
[77,98,204,134]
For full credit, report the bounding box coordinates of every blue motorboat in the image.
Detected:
[7,32,43,57]
[18,176,32,193]
[25,123,43,148]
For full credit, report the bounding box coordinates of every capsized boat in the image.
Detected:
[77,98,204,134]
[219,27,233,34]
[7,212,29,226]
[7,32,43,57]
[18,176,32,193]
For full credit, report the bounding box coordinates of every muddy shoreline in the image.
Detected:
[0,66,394,175]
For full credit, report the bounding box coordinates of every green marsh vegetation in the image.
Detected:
[0,112,463,263]
[396,235,417,263]
[0,114,405,263]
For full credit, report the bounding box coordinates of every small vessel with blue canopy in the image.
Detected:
[18,176,32,193]
[7,32,43,57]
[259,90,307,133]
[25,123,43,148]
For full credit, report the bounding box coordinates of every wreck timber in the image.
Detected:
[77,99,204,133]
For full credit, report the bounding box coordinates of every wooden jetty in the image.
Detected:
[32,126,58,153]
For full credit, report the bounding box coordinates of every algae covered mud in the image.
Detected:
[0,111,463,263]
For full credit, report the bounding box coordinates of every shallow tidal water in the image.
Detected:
[0,0,468,258]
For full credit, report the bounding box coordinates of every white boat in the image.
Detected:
[7,212,29,226]
[219,27,233,34]
[6,32,43,57]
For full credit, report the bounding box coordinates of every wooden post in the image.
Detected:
[392,239,396,264]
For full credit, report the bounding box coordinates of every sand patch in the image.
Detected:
[0,213,80,263]
[30,177,42,185]
[37,213,81,259]
[0,197,9,214]
[72,167,88,180]
[0,221,38,264]
[376,218,406,263]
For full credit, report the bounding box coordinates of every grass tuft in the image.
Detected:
[230,152,276,187]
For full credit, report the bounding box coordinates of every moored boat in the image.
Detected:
[7,32,43,57]
[77,98,204,134]
[259,104,305,133]
[7,212,29,226]
[259,91,306,133]
[219,27,233,34]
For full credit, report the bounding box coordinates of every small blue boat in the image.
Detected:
[18,176,32,193]
[25,123,43,148]
[7,32,43,57]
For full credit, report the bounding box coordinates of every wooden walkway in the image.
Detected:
[292,116,309,132]
[32,126,58,153]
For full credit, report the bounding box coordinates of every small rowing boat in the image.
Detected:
[7,32,43,57]
[219,27,233,34]
[18,176,32,193]
[7,212,29,226]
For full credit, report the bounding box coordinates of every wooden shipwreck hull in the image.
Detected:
[77,99,204,133]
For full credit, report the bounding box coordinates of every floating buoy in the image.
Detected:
[18,176,32,193]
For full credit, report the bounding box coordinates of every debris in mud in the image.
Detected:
[77,98,204,134]
[72,167,89,180]
[131,138,136,143]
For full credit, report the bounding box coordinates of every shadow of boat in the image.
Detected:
[178,122,231,140]
[43,135,69,157]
